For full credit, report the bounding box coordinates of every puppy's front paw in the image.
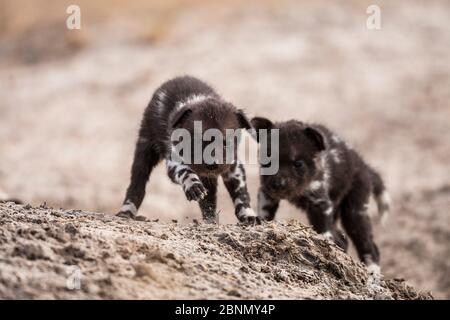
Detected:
[117,200,138,219]
[203,216,218,224]
[184,182,208,202]
[238,208,261,226]
[241,215,262,226]
[116,211,148,221]
[116,210,135,219]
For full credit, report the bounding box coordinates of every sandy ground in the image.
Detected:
[0,0,449,298]
[0,202,431,299]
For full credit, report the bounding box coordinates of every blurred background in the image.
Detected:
[0,0,449,298]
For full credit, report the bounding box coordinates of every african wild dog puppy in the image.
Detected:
[117,76,259,224]
[251,117,390,275]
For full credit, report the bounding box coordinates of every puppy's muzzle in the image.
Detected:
[271,178,287,190]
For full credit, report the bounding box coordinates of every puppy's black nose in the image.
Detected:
[271,178,286,190]
[206,163,219,171]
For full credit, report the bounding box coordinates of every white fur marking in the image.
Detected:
[155,90,167,113]
[363,202,369,211]
[358,202,370,216]
[329,149,341,163]
[226,161,245,192]
[375,190,391,226]
[367,263,381,276]
[166,160,191,183]
[345,141,353,150]
[176,94,212,109]
[321,231,334,241]
[320,153,331,190]
[120,200,137,215]
[309,180,322,191]
[366,263,382,290]
[331,135,341,143]
[182,174,200,191]
[178,170,188,183]
[238,207,256,218]
[324,206,333,215]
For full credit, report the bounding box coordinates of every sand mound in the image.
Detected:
[0,202,431,299]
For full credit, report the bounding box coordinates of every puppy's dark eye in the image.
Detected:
[293,160,305,168]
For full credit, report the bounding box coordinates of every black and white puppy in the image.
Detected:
[251,117,390,274]
[117,76,259,224]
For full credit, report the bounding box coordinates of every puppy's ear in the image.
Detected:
[251,117,273,130]
[250,117,273,142]
[170,107,192,129]
[304,127,326,152]
[235,109,252,130]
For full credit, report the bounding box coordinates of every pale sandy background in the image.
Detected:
[0,0,449,298]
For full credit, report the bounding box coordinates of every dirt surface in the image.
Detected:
[0,202,431,299]
[0,0,449,298]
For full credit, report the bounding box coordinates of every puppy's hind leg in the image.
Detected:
[340,174,380,276]
[370,167,391,226]
[222,161,260,225]
[117,140,161,219]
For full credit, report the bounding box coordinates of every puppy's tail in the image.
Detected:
[370,168,391,226]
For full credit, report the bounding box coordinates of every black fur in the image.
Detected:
[117,76,259,224]
[252,118,389,267]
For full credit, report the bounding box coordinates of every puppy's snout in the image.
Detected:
[271,178,287,190]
